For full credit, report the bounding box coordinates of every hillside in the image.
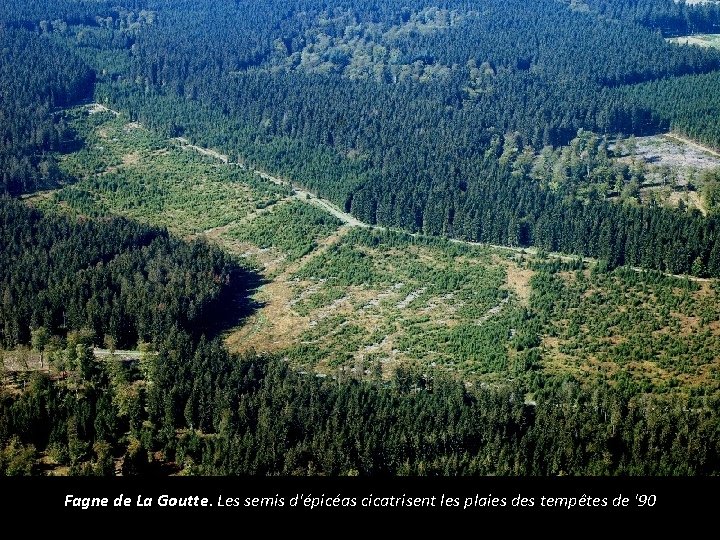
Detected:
[4,107,720,476]
[31,106,720,399]
[3,0,720,476]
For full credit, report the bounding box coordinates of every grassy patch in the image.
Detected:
[285,228,522,378]
[532,265,720,396]
[667,34,720,50]
[226,200,342,261]
[44,106,289,236]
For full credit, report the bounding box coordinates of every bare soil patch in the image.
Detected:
[630,133,720,178]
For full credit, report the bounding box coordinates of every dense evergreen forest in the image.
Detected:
[0,28,93,194]
[41,0,720,275]
[3,318,719,476]
[3,1,720,476]
[620,70,720,148]
[4,1,720,275]
[0,198,240,349]
[579,0,720,35]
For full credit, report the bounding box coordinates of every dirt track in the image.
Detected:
[118,105,712,284]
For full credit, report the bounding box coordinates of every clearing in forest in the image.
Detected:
[667,33,720,49]
[38,105,291,239]
[613,133,720,214]
[41,105,720,397]
[535,265,720,397]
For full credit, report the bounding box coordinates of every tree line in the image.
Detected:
[0,27,94,194]
[3,330,719,476]
[578,0,720,36]
[0,198,241,349]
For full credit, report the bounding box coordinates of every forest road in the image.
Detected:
[171,125,712,284]
[173,137,368,227]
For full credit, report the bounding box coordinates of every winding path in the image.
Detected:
[93,104,712,284]
[665,133,720,159]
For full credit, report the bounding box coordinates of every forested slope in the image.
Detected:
[0,198,239,348]
[4,324,719,476]
[619,70,720,149]
[578,0,720,35]
[79,0,720,275]
[3,0,720,476]
[0,28,93,194]
[6,1,720,274]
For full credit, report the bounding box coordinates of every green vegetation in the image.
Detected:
[502,130,720,214]
[702,168,720,216]
[0,26,93,194]
[531,265,720,397]
[4,114,720,476]
[3,322,720,476]
[43,109,720,398]
[5,0,720,477]
[264,6,463,82]
[667,34,720,49]
[42,107,289,237]
[289,228,522,377]
[9,1,720,278]
[619,70,720,152]
[227,200,342,262]
[0,197,242,349]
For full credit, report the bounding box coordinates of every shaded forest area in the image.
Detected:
[0,198,243,349]
[0,28,94,194]
[579,0,720,36]
[3,1,720,475]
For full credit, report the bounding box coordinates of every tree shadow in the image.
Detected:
[197,263,268,340]
[58,126,85,155]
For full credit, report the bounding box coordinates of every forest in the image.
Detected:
[80,0,720,276]
[0,27,93,194]
[0,198,242,349]
[3,0,720,476]
[4,334,719,476]
[2,219,718,477]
